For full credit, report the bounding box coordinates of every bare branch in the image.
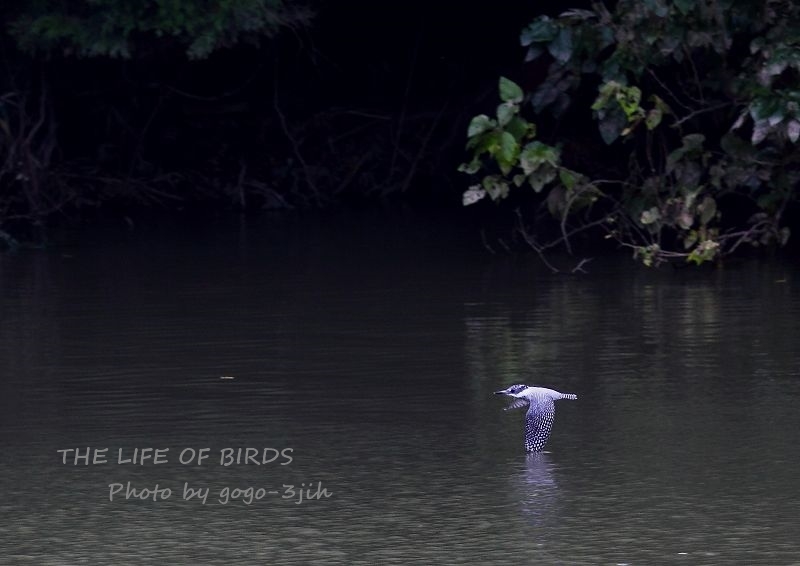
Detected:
[397,99,448,194]
[515,208,560,273]
[647,69,694,113]
[672,102,732,128]
[480,229,497,254]
[273,71,320,205]
[571,257,593,274]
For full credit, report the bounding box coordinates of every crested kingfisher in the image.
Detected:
[495,384,577,452]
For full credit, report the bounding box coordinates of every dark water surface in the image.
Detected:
[1,211,799,565]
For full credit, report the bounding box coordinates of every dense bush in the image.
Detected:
[461,0,799,265]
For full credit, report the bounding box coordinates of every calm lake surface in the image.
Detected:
[1,210,799,565]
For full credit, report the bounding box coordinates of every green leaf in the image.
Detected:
[640,207,660,225]
[677,210,694,230]
[592,81,620,111]
[615,85,642,119]
[698,196,717,225]
[493,132,520,175]
[673,0,695,15]
[505,116,531,141]
[683,230,698,249]
[598,107,627,144]
[645,107,663,129]
[497,102,517,126]
[768,111,784,127]
[520,17,557,46]
[467,115,494,137]
[519,141,560,174]
[547,185,566,216]
[673,162,702,187]
[750,98,780,121]
[528,168,557,192]
[687,240,719,264]
[665,148,685,173]
[650,95,672,115]
[560,9,597,19]
[477,130,503,158]
[482,176,510,200]
[457,159,481,175]
[498,131,519,163]
[731,111,748,131]
[653,2,669,17]
[462,186,486,206]
[599,26,615,50]
[558,168,578,190]
[751,119,770,144]
[532,83,560,112]
[779,226,791,246]
[547,27,573,64]
[720,132,751,157]
[787,120,800,143]
[525,45,545,62]
[687,31,713,48]
[499,77,524,103]
[681,133,705,151]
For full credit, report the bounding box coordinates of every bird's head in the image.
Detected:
[494,384,530,398]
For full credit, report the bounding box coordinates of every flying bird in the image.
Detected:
[495,384,577,452]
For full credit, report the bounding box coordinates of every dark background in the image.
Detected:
[1,2,577,218]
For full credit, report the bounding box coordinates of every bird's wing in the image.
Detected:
[504,398,530,411]
[525,398,555,452]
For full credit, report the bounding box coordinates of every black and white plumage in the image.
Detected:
[495,384,577,452]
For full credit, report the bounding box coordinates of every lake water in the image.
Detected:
[1,210,799,565]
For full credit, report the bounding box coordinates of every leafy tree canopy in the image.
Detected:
[6,0,311,59]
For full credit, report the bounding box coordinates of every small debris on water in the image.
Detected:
[220,376,235,380]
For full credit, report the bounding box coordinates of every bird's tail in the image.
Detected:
[561,393,578,400]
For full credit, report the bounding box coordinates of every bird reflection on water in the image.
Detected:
[513,452,560,527]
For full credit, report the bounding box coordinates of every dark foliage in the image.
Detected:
[461,0,799,265]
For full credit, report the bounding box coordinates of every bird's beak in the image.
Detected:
[494,389,509,395]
